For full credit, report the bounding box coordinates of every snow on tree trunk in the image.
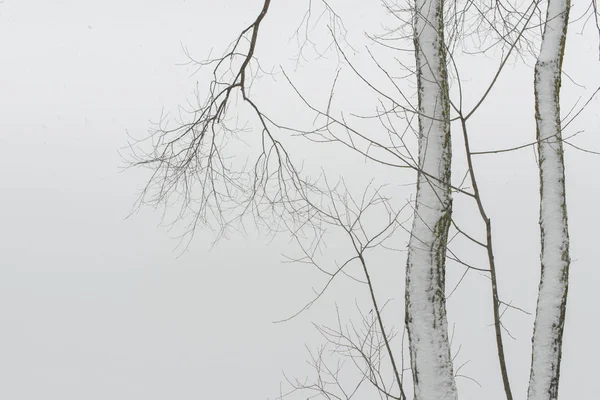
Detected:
[528,0,571,399]
[404,0,457,398]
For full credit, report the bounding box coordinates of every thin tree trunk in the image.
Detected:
[405,0,457,398]
[528,0,571,398]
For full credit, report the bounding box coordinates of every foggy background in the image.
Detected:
[1,1,598,399]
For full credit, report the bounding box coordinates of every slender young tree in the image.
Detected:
[528,0,571,398]
[404,0,457,398]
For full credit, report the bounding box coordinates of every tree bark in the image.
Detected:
[405,0,458,398]
[528,0,571,399]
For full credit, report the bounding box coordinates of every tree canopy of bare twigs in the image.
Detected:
[130,0,600,399]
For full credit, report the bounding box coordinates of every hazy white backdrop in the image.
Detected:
[0,1,598,399]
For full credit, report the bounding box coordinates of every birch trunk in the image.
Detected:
[405,0,457,398]
[528,0,571,399]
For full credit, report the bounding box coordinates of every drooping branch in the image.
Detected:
[128,0,320,242]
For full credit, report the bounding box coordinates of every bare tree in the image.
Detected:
[129,0,599,399]
[403,0,458,398]
[528,0,572,398]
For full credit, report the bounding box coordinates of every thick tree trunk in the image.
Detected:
[528,1,571,399]
[405,0,457,398]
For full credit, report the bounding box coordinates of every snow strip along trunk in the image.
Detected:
[528,0,571,399]
[405,0,457,398]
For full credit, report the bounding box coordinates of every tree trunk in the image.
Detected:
[405,0,457,398]
[528,0,571,399]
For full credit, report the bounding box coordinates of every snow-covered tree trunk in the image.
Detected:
[405,0,457,399]
[528,0,571,399]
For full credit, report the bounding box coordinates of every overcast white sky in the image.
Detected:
[0,1,598,399]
